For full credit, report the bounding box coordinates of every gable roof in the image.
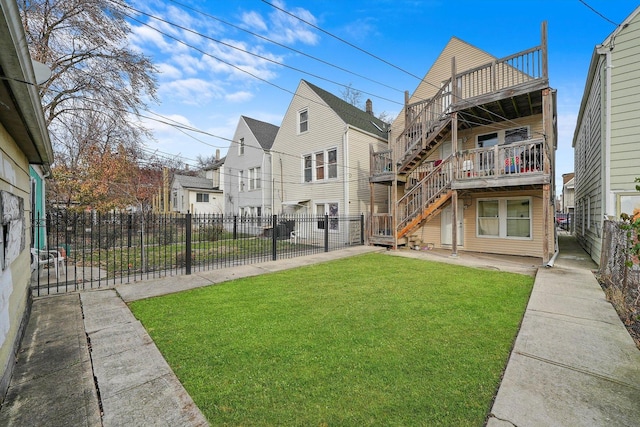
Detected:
[202,156,226,171]
[173,174,215,190]
[302,80,389,140]
[242,116,279,150]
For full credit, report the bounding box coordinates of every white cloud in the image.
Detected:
[157,63,182,80]
[241,11,268,32]
[159,78,222,105]
[268,1,319,45]
[225,91,254,103]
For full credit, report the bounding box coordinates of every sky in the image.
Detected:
[124,0,639,194]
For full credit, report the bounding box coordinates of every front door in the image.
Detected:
[441,201,464,246]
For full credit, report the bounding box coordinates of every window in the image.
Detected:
[299,109,308,133]
[505,127,528,144]
[315,152,324,180]
[506,199,530,238]
[316,202,339,231]
[239,137,245,155]
[478,200,499,237]
[196,193,209,203]
[173,192,177,209]
[328,149,337,178]
[239,170,244,192]
[249,167,261,190]
[304,155,312,182]
[303,149,338,182]
[477,198,531,239]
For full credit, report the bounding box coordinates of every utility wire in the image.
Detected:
[261,0,549,138]
[578,0,619,26]
[166,0,406,96]
[120,4,402,106]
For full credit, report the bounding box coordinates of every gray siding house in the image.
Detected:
[572,6,640,264]
[224,116,278,217]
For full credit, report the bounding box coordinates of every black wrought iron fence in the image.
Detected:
[32,210,364,296]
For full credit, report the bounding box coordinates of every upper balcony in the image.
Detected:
[371,24,550,184]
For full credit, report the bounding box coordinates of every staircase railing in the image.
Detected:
[396,80,452,166]
[397,155,453,233]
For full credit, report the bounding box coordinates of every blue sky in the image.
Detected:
[125,0,638,193]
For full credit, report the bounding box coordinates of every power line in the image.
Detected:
[166,0,406,97]
[578,0,619,26]
[260,0,548,138]
[119,4,402,106]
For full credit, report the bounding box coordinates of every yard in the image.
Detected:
[129,253,533,426]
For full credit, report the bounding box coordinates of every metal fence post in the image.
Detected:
[233,215,238,240]
[185,212,192,275]
[360,214,365,245]
[324,214,329,252]
[272,214,277,261]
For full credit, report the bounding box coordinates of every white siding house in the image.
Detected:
[271,80,389,225]
[171,167,224,215]
[0,0,54,399]
[572,6,640,264]
[224,116,278,217]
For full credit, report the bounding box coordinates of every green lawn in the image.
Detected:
[129,253,533,426]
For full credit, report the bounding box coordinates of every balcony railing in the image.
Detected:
[455,138,545,180]
[457,46,544,100]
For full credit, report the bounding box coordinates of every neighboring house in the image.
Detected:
[171,161,225,215]
[370,25,557,263]
[0,0,54,399]
[572,6,640,265]
[562,173,575,215]
[224,115,279,217]
[270,79,389,239]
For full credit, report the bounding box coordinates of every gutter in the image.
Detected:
[545,226,560,267]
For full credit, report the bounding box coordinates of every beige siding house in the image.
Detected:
[370,24,557,263]
[0,0,54,399]
[572,6,640,265]
[271,79,389,234]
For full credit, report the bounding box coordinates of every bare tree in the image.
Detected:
[20,0,159,208]
[341,83,363,109]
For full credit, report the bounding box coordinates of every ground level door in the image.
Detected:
[441,201,463,246]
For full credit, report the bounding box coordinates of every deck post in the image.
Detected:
[541,21,548,79]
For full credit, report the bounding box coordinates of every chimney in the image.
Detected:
[216,149,220,160]
[365,99,373,115]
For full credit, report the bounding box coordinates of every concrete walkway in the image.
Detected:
[1,238,639,426]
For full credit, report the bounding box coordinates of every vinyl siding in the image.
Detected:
[225,117,272,215]
[415,190,545,258]
[272,81,386,216]
[390,38,496,144]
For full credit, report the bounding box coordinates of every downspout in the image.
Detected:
[343,126,349,219]
[546,229,559,267]
[596,44,613,221]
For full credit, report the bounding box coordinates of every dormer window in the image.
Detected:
[299,109,308,133]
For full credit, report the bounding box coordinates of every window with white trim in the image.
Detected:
[249,167,261,190]
[302,148,338,182]
[315,152,324,180]
[303,155,312,182]
[299,109,308,133]
[477,198,531,239]
[327,148,337,179]
[196,193,209,203]
[239,137,245,155]
[239,170,245,192]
